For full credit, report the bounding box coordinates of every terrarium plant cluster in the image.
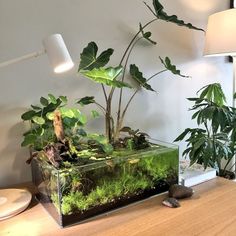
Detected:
[21,0,203,226]
[22,0,203,167]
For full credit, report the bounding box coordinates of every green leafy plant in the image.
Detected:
[21,94,71,150]
[77,0,203,145]
[175,83,236,177]
[21,94,99,166]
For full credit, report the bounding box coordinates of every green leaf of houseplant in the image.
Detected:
[31,105,41,111]
[81,66,132,88]
[60,107,74,118]
[21,134,37,147]
[159,57,189,78]
[21,110,37,121]
[48,94,57,104]
[139,23,157,45]
[130,64,155,91]
[91,110,100,118]
[78,42,114,71]
[59,96,68,104]
[197,83,226,106]
[77,96,95,106]
[78,114,87,125]
[32,116,45,125]
[146,0,204,32]
[40,97,49,106]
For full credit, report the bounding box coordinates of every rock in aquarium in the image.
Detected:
[168,184,194,199]
[162,198,180,208]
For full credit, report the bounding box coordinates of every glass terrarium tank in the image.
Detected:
[32,140,178,227]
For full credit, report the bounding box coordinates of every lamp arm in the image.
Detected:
[0,49,46,68]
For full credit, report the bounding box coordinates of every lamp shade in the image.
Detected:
[204,9,236,57]
[43,34,74,73]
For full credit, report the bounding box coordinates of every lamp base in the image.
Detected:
[0,189,31,220]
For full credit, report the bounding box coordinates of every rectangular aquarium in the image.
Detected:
[32,140,179,227]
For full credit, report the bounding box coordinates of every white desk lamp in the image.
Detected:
[0,34,74,73]
[0,34,74,220]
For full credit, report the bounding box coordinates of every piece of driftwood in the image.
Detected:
[53,109,65,142]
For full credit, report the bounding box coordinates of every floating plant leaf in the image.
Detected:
[139,23,157,45]
[144,0,204,32]
[130,64,155,91]
[159,57,189,78]
[78,42,114,71]
[81,66,132,88]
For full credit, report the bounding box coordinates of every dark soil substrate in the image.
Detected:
[36,179,175,227]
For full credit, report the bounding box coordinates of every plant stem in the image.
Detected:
[115,69,167,136]
[94,102,106,115]
[101,85,108,102]
[105,18,158,142]
[119,19,157,66]
[116,37,143,139]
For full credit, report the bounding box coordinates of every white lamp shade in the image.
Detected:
[43,34,74,73]
[204,9,236,57]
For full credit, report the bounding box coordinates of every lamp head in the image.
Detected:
[204,9,236,57]
[43,34,74,73]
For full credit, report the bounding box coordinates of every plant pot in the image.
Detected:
[31,140,179,227]
[218,169,235,180]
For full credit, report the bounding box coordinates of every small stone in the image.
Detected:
[162,198,180,208]
[169,184,194,199]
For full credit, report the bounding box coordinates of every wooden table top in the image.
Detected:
[1,178,236,236]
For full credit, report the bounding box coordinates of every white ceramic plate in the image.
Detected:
[0,188,32,220]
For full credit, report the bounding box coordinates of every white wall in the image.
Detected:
[0,0,231,187]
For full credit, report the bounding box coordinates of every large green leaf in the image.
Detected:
[81,66,132,88]
[139,23,157,45]
[144,0,204,32]
[129,64,155,91]
[159,57,189,78]
[78,42,114,71]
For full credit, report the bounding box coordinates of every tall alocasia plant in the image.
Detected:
[77,0,204,144]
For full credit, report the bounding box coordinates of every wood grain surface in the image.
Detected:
[1,178,236,236]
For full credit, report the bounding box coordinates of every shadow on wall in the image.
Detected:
[0,106,31,187]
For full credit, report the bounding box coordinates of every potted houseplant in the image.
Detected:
[21,0,203,227]
[175,83,236,179]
